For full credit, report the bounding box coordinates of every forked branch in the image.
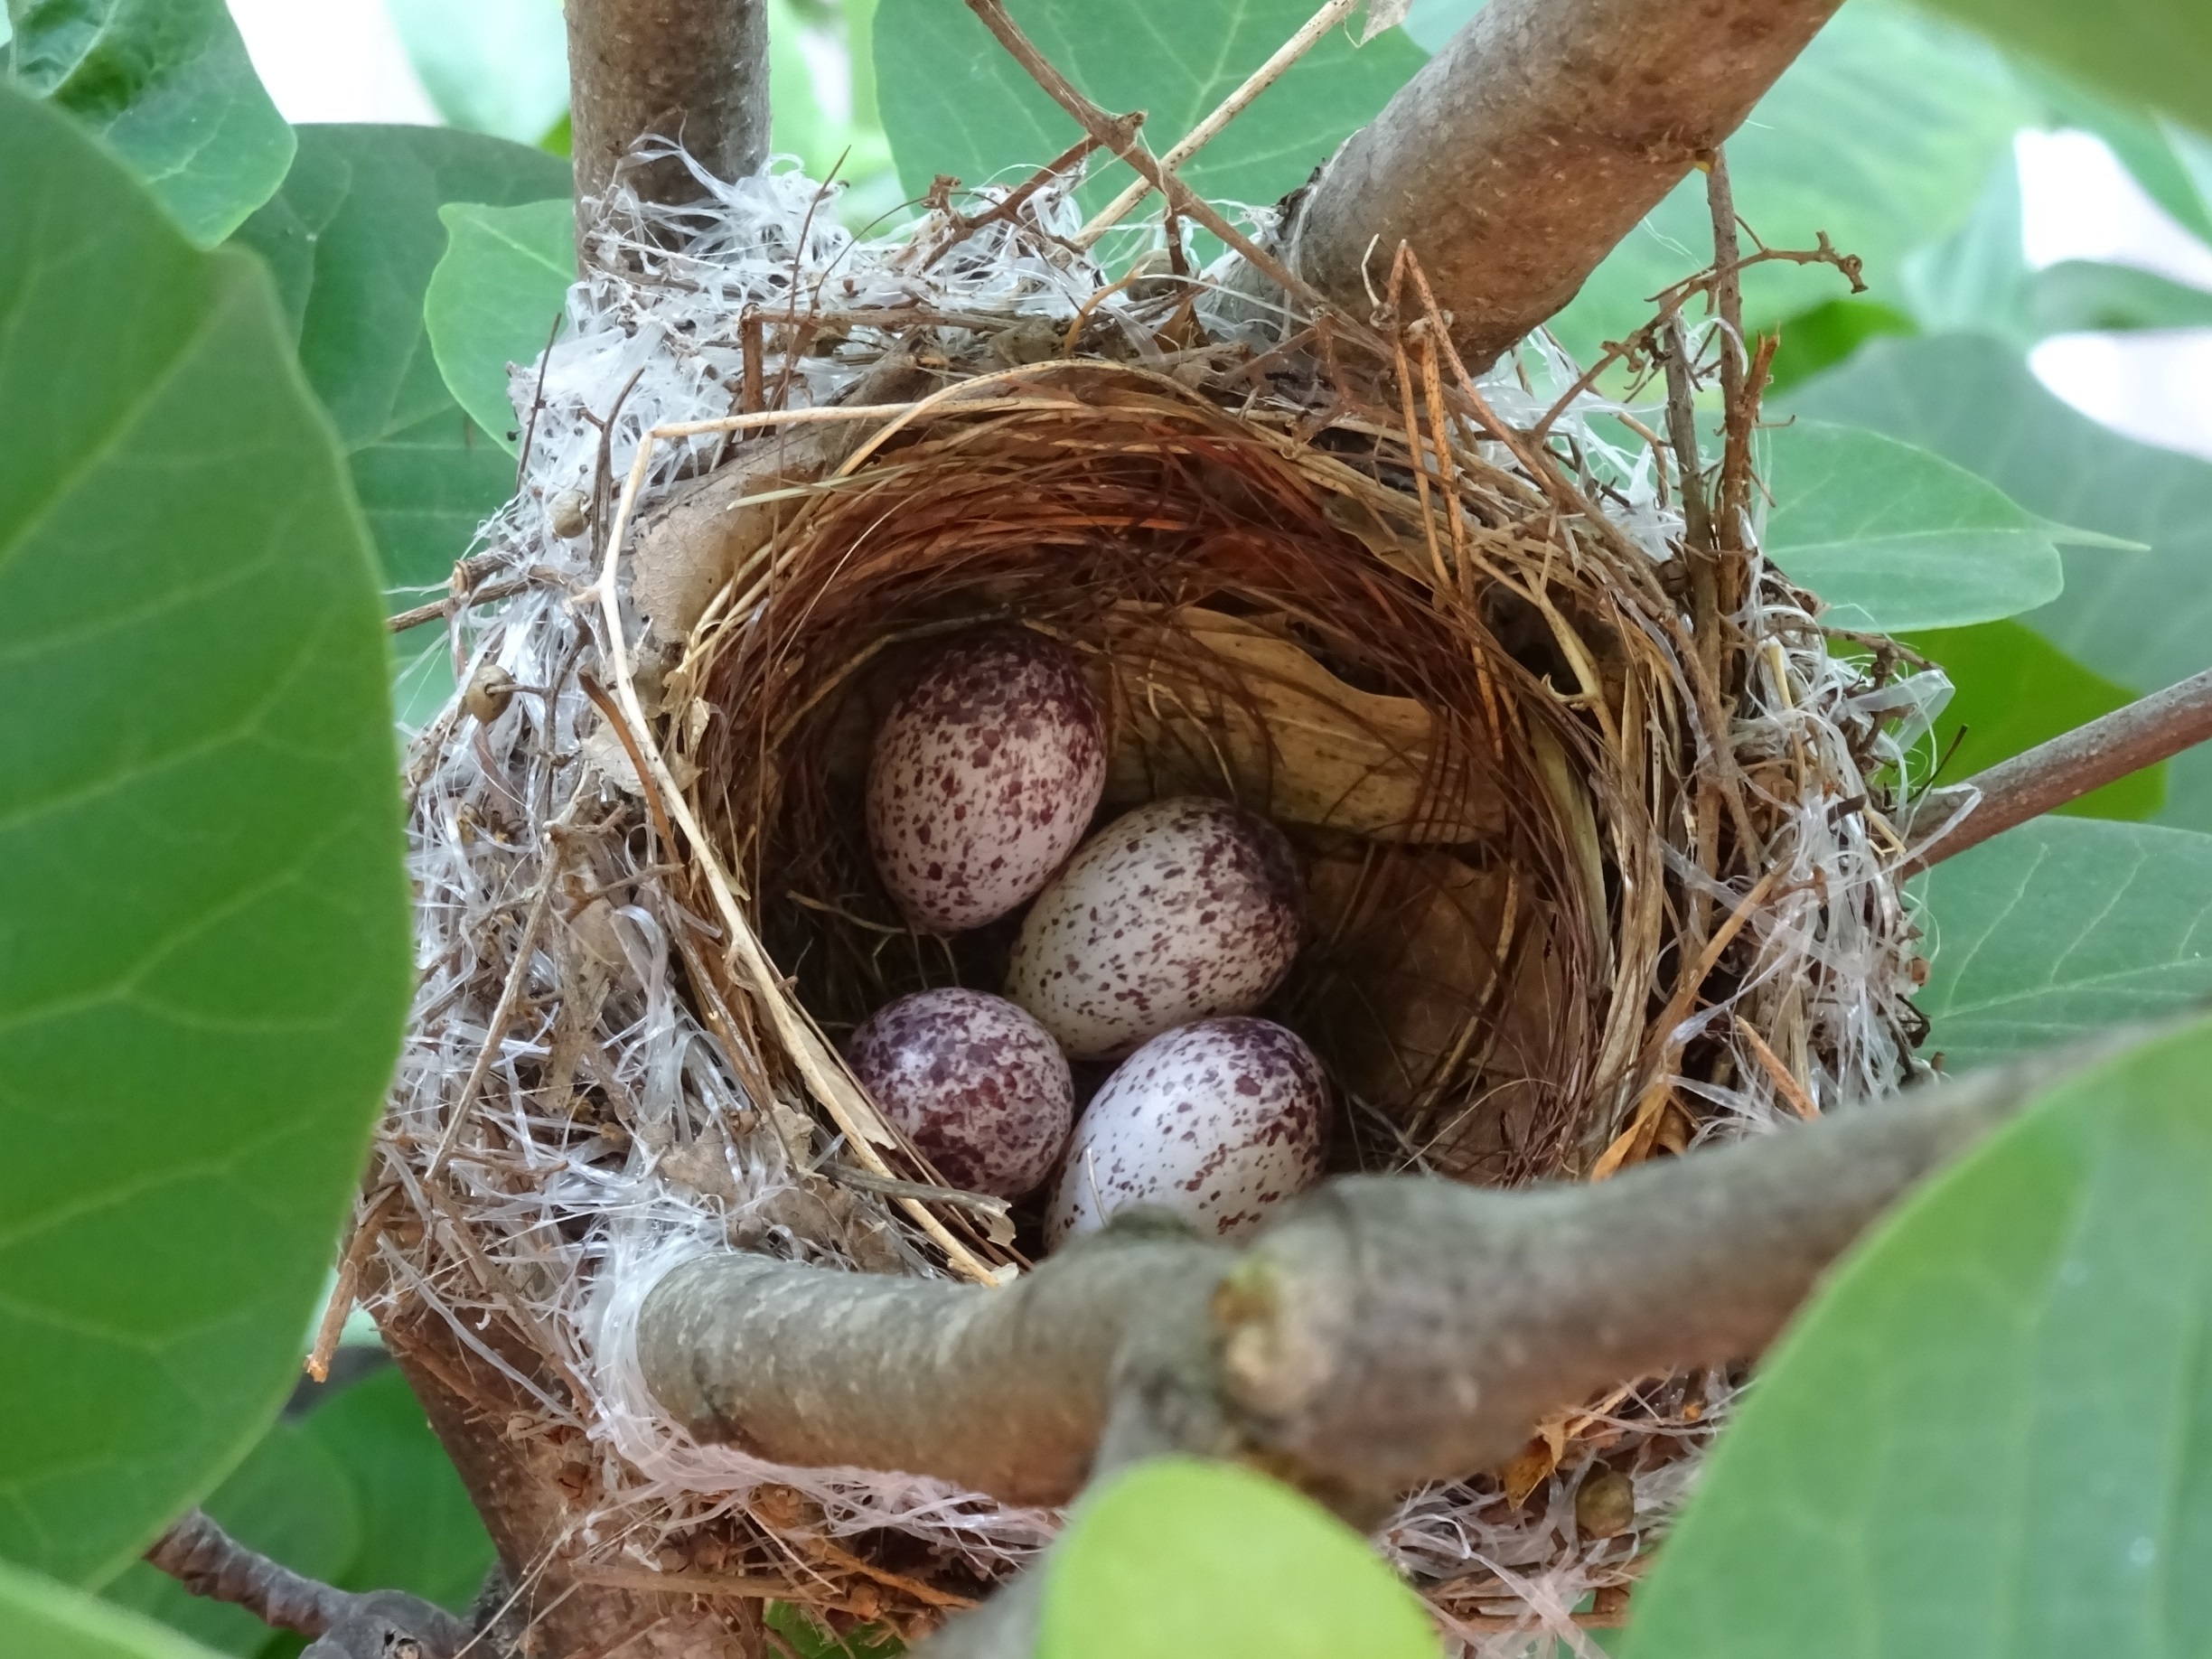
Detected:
[640,1049,2078,1516]
[145,1509,473,1659]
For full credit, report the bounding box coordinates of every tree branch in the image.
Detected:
[640,1046,2086,1516]
[566,0,771,222]
[1908,665,2212,873]
[1278,0,1843,364]
[145,1508,473,1658]
[374,1299,764,1658]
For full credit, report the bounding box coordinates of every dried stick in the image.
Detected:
[958,0,1324,311]
[146,1509,473,1656]
[1075,0,1363,247]
[1907,666,2212,872]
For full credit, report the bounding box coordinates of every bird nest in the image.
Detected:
[362,153,1940,1651]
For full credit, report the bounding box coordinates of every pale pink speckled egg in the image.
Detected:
[866,633,1107,935]
[846,988,1074,1197]
[1006,797,1302,1061]
[1046,1017,1327,1246]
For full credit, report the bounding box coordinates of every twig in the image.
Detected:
[146,1509,473,1654]
[1907,667,2212,873]
[305,1186,399,1382]
[1075,0,1362,247]
[958,0,1326,312]
[426,876,557,1183]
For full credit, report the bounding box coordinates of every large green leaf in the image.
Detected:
[1788,333,2212,830]
[0,86,409,1583]
[385,0,569,146]
[875,0,1425,220]
[227,127,569,601]
[1549,1,2030,358]
[3,0,293,246]
[1039,1459,1439,1659]
[102,1424,360,1657]
[0,1559,220,1659]
[298,1369,493,1615]
[425,199,576,458]
[1626,1015,2212,1659]
[2016,65,2212,246]
[1914,0,2212,137]
[1913,819,2212,1072]
[1904,622,2164,820]
[1898,153,2212,340]
[1760,422,2126,632]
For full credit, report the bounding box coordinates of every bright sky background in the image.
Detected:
[227,0,2212,459]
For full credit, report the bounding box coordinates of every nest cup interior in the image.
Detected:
[671,366,1619,1219]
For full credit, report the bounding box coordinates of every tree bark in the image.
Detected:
[1908,665,2212,872]
[1279,0,1843,365]
[566,0,772,220]
[378,1301,763,1659]
[639,1045,2088,1515]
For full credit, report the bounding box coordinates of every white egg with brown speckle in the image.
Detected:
[846,989,1073,1197]
[1006,797,1301,1060]
[867,633,1106,935]
[1046,1017,1326,1245]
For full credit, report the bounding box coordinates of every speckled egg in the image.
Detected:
[1045,1017,1327,1245]
[866,632,1107,935]
[846,989,1075,1197]
[1006,797,1302,1060]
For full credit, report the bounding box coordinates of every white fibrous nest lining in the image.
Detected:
[369,146,1945,1651]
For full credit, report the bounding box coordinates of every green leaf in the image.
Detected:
[1760,422,2128,631]
[0,86,409,1584]
[1912,819,2212,1071]
[227,126,569,602]
[766,1602,905,1658]
[875,0,1426,222]
[296,1369,494,1615]
[0,1558,221,1659]
[102,1423,361,1656]
[1764,298,1918,396]
[4,0,294,246]
[2028,260,2212,333]
[385,0,569,145]
[1039,1458,1440,1659]
[1551,1,2031,357]
[1913,0,2212,137]
[424,199,577,458]
[1906,622,2165,820]
[1625,1014,2212,1659]
[1787,333,2212,830]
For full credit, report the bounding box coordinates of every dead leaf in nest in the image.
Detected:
[581,716,698,797]
[1500,1419,1567,1507]
[631,351,937,640]
[1323,492,1436,584]
[1096,605,1499,843]
[1300,848,1567,1181]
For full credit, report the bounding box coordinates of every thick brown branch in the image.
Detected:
[640,1048,2082,1514]
[1281,0,1843,364]
[567,0,771,220]
[1909,666,2212,872]
[376,1300,763,1658]
[146,1509,472,1657]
